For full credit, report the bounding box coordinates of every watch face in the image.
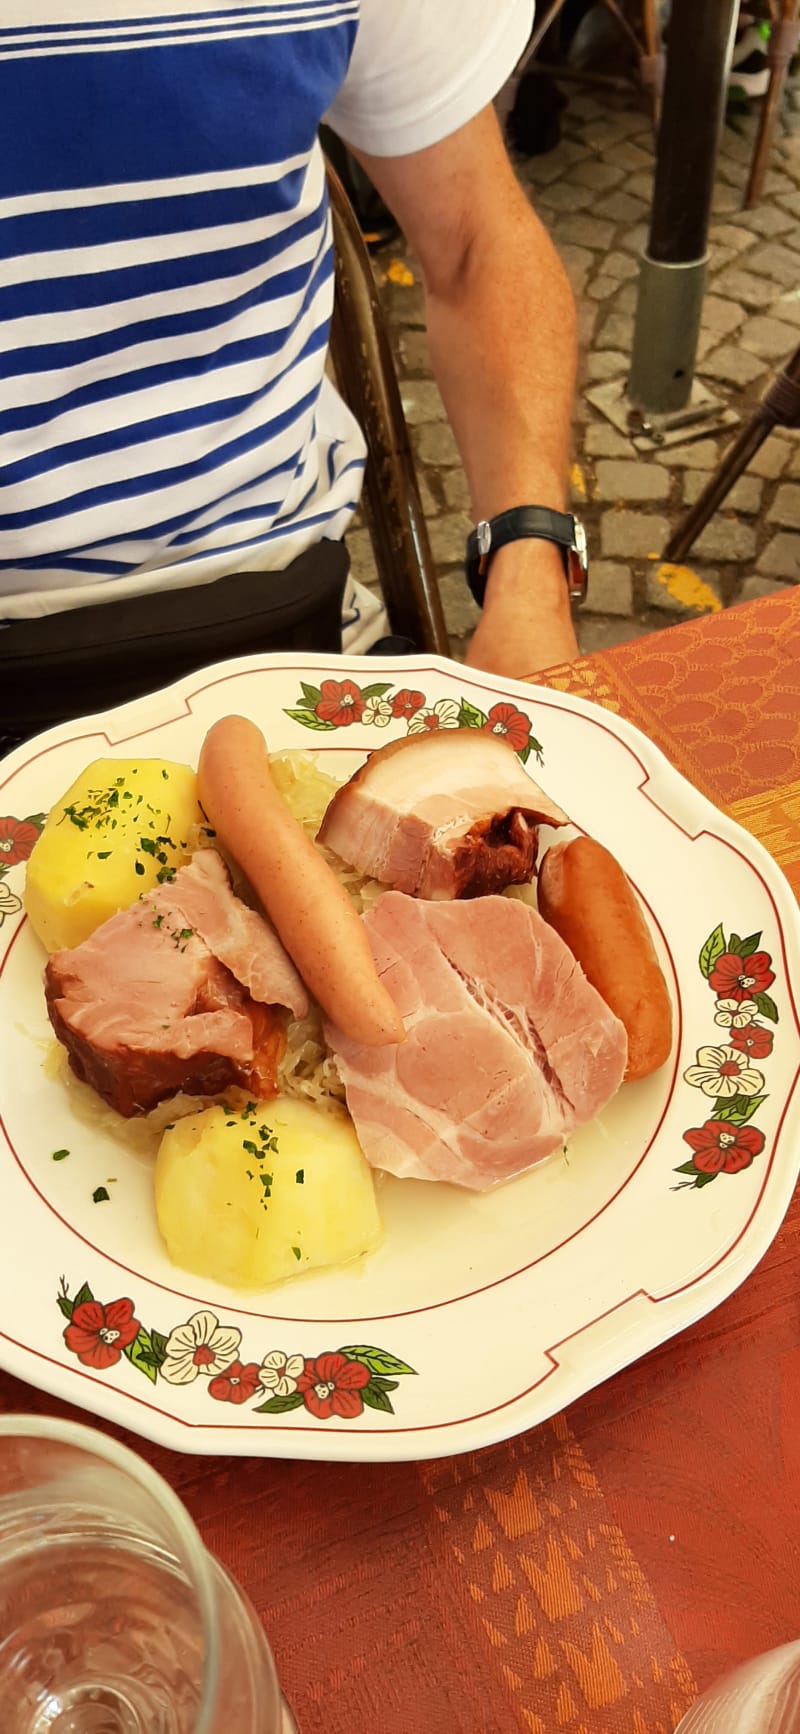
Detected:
[567,519,589,604]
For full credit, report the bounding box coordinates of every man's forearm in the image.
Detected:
[424,176,577,527]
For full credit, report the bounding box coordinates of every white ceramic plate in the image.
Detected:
[2,652,799,1461]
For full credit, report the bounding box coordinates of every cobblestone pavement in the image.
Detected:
[350,87,800,663]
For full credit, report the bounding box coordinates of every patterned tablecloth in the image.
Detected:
[2,590,800,1734]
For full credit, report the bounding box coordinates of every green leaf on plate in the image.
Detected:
[56,1293,74,1321]
[253,1391,305,1415]
[674,1160,700,1176]
[699,924,726,979]
[339,1347,417,1377]
[360,682,393,700]
[150,1329,169,1367]
[754,991,779,1024]
[737,932,763,958]
[728,934,742,957]
[283,708,336,731]
[694,1171,717,1189]
[73,1281,95,1310]
[123,1327,160,1385]
[299,682,322,707]
[458,699,487,730]
[361,1383,395,1415]
[714,1094,767,1125]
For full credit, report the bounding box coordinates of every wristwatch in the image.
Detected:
[465,507,589,607]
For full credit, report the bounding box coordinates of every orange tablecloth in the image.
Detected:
[3,591,800,1733]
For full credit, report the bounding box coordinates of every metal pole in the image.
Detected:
[628,0,738,415]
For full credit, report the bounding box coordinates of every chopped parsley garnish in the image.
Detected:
[139,836,156,856]
[295,1169,304,1185]
[153,913,164,929]
[161,769,169,779]
[156,865,176,884]
[291,1246,301,1261]
[51,1148,70,1162]
[97,850,111,860]
[92,1186,110,1204]
[134,860,145,876]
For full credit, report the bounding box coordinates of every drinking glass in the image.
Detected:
[0,1414,286,1734]
[674,1641,800,1731]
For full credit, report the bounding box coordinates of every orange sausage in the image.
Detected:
[198,716,404,1047]
[537,836,672,1082]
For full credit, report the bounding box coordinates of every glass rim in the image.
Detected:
[0,1411,221,1732]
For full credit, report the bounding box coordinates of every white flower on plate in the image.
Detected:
[260,1349,305,1397]
[683,1044,765,1099]
[0,882,22,928]
[713,997,758,1030]
[160,1310,242,1385]
[362,696,392,728]
[407,699,461,734]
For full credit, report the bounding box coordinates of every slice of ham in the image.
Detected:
[325,892,627,1190]
[45,850,306,1117]
[317,729,569,899]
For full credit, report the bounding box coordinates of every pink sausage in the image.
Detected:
[198,716,404,1047]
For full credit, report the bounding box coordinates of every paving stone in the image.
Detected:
[693,517,757,562]
[764,169,798,202]
[396,327,431,374]
[618,223,649,257]
[735,204,796,240]
[698,344,767,389]
[583,422,635,458]
[789,446,800,479]
[553,213,617,251]
[601,511,669,559]
[683,472,762,515]
[570,158,626,192]
[577,301,600,346]
[442,469,471,512]
[411,421,460,468]
[602,251,639,282]
[438,571,480,638]
[536,179,593,215]
[769,292,800,329]
[523,154,569,187]
[777,189,800,220]
[556,242,595,292]
[593,190,648,225]
[739,315,800,361]
[594,459,669,502]
[596,311,633,350]
[645,565,722,615]
[428,510,471,567]
[583,561,633,616]
[383,280,427,325]
[713,268,774,310]
[576,616,659,655]
[346,527,377,588]
[756,533,800,580]
[712,184,746,216]
[653,439,721,468]
[767,483,800,530]
[707,245,740,275]
[604,138,655,172]
[744,244,800,290]
[749,438,791,480]
[399,380,445,425]
[708,223,758,255]
[614,282,639,314]
[738,575,792,603]
[587,273,625,301]
[701,295,746,337]
[585,349,630,384]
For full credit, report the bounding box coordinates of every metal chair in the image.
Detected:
[664,341,800,563]
[509,0,664,125]
[325,162,450,657]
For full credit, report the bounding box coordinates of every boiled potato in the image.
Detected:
[155,1095,382,1288]
[25,758,203,952]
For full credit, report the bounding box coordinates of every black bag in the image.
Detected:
[1,540,349,752]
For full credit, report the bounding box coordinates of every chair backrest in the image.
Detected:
[325,161,451,656]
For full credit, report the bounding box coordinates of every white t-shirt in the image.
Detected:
[0,1,532,646]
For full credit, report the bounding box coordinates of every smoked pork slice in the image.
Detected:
[317,729,568,899]
[326,892,627,1189]
[45,850,306,1116]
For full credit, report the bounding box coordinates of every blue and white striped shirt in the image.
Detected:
[0,0,532,634]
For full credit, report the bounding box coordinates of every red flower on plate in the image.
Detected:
[730,1024,774,1060]
[315,679,365,727]
[208,1360,262,1405]
[0,816,40,868]
[683,1118,766,1176]
[709,950,775,1003]
[297,1352,371,1420]
[482,703,531,755]
[64,1298,141,1370]
[391,688,425,721]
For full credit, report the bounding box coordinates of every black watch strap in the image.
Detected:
[466,507,588,607]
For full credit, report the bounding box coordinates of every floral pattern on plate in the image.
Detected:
[284,678,542,763]
[57,1281,416,1420]
[0,813,44,926]
[676,924,778,1191]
